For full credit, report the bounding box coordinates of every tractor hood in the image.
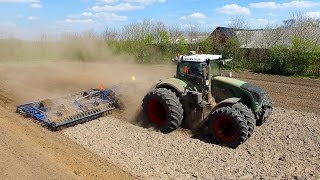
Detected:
[212,76,247,88]
[212,76,266,111]
[212,76,266,96]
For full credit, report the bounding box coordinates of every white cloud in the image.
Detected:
[282,0,318,8]
[27,16,39,20]
[0,0,43,9]
[0,0,39,2]
[97,0,118,3]
[64,11,127,25]
[306,11,320,19]
[91,3,144,12]
[250,1,319,9]
[96,0,166,5]
[94,12,127,21]
[57,0,165,30]
[123,0,165,5]
[249,2,278,9]
[180,12,207,20]
[189,12,207,19]
[217,4,250,15]
[30,3,41,8]
[82,12,93,17]
[93,0,166,12]
[60,19,95,24]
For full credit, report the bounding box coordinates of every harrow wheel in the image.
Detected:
[209,106,248,148]
[142,88,183,133]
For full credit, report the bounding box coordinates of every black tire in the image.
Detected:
[232,103,256,138]
[142,88,183,133]
[209,106,248,148]
[257,94,273,126]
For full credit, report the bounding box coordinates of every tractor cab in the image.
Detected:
[175,54,223,91]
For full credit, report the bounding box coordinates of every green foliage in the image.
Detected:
[267,44,289,75]
[266,37,320,76]
[220,38,243,69]
[199,38,212,53]
[177,37,188,55]
[215,36,320,77]
[159,30,171,56]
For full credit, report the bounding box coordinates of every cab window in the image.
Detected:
[178,62,202,77]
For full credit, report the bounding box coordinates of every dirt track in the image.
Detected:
[0,62,319,179]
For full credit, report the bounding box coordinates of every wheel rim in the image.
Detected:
[213,116,237,142]
[146,99,167,126]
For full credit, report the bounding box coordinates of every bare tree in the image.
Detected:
[168,27,182,44]
[228,16,249,29]
[103,27,118,41]
[187,25,200,43]
[151,21,166,44]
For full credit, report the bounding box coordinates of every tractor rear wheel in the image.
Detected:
[209,106,248,148]
[142,88,183,133]
[232,103,256,138]
[257,94,273,126]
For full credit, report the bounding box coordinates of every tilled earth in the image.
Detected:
[64,108,319,179]
[0,62,319,179]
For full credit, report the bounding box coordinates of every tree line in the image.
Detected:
[104,15,320,77]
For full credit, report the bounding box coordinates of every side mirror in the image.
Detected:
[218,60,225,66]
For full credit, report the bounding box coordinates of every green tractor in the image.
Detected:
[142,54,273,148]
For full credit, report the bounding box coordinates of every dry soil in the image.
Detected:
[0,62,319,179]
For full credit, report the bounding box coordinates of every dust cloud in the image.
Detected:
[0,34,178,122]
[0,60,176,123]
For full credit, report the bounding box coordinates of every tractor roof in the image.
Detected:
[182,54,222,62]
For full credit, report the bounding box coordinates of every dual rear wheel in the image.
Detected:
[142,88,267,148]
[142,88,183,133]
[209,103,255,148]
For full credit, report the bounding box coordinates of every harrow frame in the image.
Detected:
[16,88,116,130]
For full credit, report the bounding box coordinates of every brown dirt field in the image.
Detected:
[0,62,319,179]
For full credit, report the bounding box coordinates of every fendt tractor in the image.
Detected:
[142,53,273,148]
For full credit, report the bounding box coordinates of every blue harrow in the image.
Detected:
[16,88,117,131]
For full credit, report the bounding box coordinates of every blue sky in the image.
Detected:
[0,0,320,39]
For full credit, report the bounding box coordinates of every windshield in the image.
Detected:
[210,61,221,77]
[177,62,203,78]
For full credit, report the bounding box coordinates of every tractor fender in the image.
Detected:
[212,97,241,112]
[198,97,242,128]
[155,78,188,95]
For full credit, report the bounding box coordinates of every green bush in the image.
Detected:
[266,37,320,76]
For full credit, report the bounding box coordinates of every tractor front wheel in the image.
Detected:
[209,106,249,148]
[257,94,273,126]
[142,88,183,133]
[232,103,256,138]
